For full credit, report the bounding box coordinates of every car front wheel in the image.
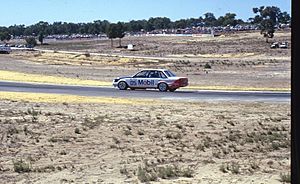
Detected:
[118,81,128,90]
[158,83,168,92]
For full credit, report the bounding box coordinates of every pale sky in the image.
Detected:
[0,0,291,26]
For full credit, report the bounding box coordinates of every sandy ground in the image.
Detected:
[36,31,290,57]
[0,96,290,184]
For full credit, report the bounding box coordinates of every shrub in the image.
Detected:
[137,164,193,182]
[280,173,291,183]
[231,162,240,174]
[49,137,58,142]
[176,124,183,129]
[204,63,212,69]
[212,150,222,159]
[13,159,31,173]
[157,165,178,179]
[124,129,132,136]
[25,37,37,48]
[219,162,240,174]
[7,126,19,135]
[74,128,81,134]
[196,144,205,151]
[137,166,158,182]
[220,164,228,173]
[137,130,145,135]
[250,161,260,170]
[166,132,182,139]
[83,117,102,129]
[120,166,129,175]
[27,108,40,116]
[112,137,120,144]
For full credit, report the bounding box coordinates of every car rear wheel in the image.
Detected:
[118,81,128,90]
[158,83,168,92]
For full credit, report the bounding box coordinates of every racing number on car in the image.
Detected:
[130,80,137,86]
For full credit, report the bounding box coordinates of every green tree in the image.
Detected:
[25,37,37,48]
[174,19,188,29]
[248,15,263,24]
[148,17,171,29]
[278,11,291,24]
[203,12,217,26]
[220,13,238,26]
[116,22,125,47]
[125,20,146,32]
[101,20,111,33]
[8,24,25,36]
[0,31,11,42]
[251,6,284,42]
[106,23,119,47]
[38,32,44,45]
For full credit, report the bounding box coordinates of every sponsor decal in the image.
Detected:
[138,80,155,86]
[129,79,155,86]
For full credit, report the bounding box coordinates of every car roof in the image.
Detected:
[140,69,168,72]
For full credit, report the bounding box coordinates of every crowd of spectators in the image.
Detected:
[11,23,290,40]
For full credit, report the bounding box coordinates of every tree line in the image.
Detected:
[0,14,240,40]
[0,6,291,45]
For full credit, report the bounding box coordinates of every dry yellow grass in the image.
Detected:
[168,52,257,58]
[0,91,156,105]
[0,70,111,86]
[198,52,256,58]
[12,51,142,66]
[0,70,290,92]
[186,85,290,92]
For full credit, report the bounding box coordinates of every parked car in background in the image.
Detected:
[270,42,279,49]
[271,42,288,49]
[0,45,11,54]
[279,42,288,49]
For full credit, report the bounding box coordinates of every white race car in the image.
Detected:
[113,69,188,92]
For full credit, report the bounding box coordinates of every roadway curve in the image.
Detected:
[0,81,290,103]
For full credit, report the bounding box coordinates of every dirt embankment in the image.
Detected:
[36,31,291,58]
[0,99,290,183]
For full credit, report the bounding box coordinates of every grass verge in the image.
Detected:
[0,91,155,105]
[0,70,290,92]
[185,86,290,92]
[0,70,111,86]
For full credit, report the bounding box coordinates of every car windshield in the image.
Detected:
[164,70,176,77]
[133,71,148,78]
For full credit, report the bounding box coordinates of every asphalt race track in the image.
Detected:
[0,81,290,103]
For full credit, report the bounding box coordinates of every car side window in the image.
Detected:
[159,72,167,78]
[164,70,176,77]
[133,71,148,78]
[148,71,160,78]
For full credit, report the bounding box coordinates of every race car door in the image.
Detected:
[130,70,149,88]
[147,70,160,87]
